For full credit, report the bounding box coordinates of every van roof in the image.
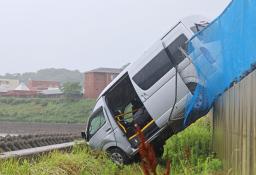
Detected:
[97,15,208,101]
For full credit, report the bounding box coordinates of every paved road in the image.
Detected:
[0,121,85,135]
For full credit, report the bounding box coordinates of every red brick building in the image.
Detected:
[84,68,122,99]
[28,80,60,91]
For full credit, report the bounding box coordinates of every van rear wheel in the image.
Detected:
[108,148,129,165]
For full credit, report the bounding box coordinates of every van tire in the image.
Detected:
[152,140,165,157]
[107,148,130,165]
[154,144,164,157]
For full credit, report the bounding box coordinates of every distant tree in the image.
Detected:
[62,82,82,99]
[0,68,83,84]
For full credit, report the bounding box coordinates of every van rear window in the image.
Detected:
[132,49,173,90]
[166,34,188,65]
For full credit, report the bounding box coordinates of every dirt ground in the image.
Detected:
[0,121,85,135]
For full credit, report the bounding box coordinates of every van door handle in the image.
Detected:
[106,128,112,132]
[141,93,148,100]
[140,94,146,101]
[143,93,148,98]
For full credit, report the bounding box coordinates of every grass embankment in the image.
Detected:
[163,117,222,174]
[0,117,223,175]
[0,97,96,123]
[0,145,143,175]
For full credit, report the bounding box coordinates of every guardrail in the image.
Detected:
[0,140,85,160]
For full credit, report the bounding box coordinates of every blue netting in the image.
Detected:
[184,0,256,125]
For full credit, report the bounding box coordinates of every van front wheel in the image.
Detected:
[108,148,129,165]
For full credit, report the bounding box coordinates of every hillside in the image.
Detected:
[0,68,83,84]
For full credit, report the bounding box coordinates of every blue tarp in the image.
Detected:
[185,0,256,125]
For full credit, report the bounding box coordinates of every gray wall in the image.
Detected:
[213,70,256,174]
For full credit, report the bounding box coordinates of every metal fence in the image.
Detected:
[213,70,256,175]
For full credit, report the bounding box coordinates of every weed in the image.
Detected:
[163,116,223,174]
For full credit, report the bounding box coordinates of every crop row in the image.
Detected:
[0,133,81,153]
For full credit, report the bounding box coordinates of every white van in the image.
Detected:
[82,15,210,164]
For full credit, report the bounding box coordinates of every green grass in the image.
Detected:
[0,145,144,175]
[0,117,223,175]
[163,117,223,174]
[0,97,96,123]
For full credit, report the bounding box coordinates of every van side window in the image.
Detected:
[132,49,173,90]
[166,34,188,65]
[88,108,106,139]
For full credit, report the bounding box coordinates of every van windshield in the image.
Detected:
[87,108,105,139]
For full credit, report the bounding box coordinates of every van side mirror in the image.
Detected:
[81,131,88,141]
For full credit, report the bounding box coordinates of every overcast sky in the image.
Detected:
[0,0,230,75]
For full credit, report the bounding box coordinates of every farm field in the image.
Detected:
[0,121,84,135]
[0,121,84,153]
[0,97,95,123]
